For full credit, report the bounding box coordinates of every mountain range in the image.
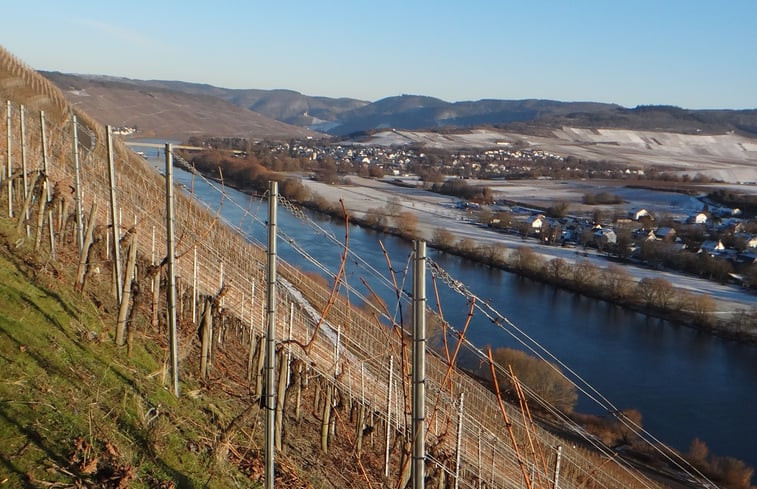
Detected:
[42,72,757,140]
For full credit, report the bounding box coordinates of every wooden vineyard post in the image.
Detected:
[16,171,38,235]
[355,399,366,456]
[6,100,12,218]
[150,225,161,330]
[385,355,394,478]
[42,112,54,257]
[246,282,256,381]
[320,381,333,454]
[274,347,289,450]
[19,105,29,237]
[552,445,563,489]
[116,231,138,346]
[294,361,303,422]
[200,298,212,379]
[165,143,179,397]
[76,201,97,290]
[454,392,464,489]
[35,111,55,257]
[72,114,84,252]
[106,126,122,305]
[274,301,294,449]
[192,246,198,324]
[254,335,265,395]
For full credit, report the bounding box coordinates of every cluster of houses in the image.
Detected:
[270,141,593,179]
[506,205,757,266]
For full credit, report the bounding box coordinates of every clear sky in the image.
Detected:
[3,0,755,109]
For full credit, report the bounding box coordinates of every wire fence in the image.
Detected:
[0,60,719,489]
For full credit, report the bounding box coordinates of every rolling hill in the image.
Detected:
[42,72,319,140]
[42,73,757,139]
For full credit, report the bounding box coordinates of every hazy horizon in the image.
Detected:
[4,0,756,110]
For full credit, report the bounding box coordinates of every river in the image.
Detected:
[135,145,757,476]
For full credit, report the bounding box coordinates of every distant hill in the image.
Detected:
[42,72,757,139]
[538,104,757,136]
[327,95,621,135]
[42,72,318,140]
[49,74,369,132]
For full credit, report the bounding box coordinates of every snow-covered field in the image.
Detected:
[345,127,757,183]
[300,176,756,312]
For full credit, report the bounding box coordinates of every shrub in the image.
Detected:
[487,347,577,413]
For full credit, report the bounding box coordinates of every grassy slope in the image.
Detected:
[0,218,256,488]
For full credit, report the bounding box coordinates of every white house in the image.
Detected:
[526,214,545,231]
[690,212,708,224]
[630,208,651,221]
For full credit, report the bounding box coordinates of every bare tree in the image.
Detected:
[489,347,578,413]
[572,260,599,292]
[602,264,633,300]
[546,257,568,282]
[637,277,676,309]
[432,227,455,249]
[395,210,419,239]
[516,246,541,273]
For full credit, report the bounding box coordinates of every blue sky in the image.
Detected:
[3,1,755,109]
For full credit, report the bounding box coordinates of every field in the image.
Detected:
[298,175,757,312]
[345,127,757,184]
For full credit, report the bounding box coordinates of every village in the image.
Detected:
[250,139,755,289]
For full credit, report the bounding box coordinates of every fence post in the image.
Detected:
[106,126,122,305]
[412,240,427,489]
[478,427,482,489]
[552,445,562,489]
[72,114,84,252]
[165,143,179,397]
[287,302,294,384]
[385,354,394,478]
[35,111,55,257]
[19,105,29,237]
[454,392,465,489]
[192,245,198,324]
[264,180,278,489]
[6,100,12,218]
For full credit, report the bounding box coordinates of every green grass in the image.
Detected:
[0,218,257,488]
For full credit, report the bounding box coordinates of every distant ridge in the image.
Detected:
[42,71,319,140]
[42,72,757,139]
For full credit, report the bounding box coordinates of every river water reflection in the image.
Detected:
[164,161,757,474]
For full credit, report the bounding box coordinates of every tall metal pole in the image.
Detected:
[106,126,122,305]
[6,100,12,218]
[72,114,84,252]
[412,240,427,489]
[165,144,180,398]
[264,180,278,489]
[454,392,465,489]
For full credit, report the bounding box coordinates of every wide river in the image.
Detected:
[145,147,756,475]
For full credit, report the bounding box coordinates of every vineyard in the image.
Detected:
[0,44,718,488]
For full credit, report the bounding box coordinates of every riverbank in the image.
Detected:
[168,158,757,485]
[172,152,757,344]
[287,176,757,344]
